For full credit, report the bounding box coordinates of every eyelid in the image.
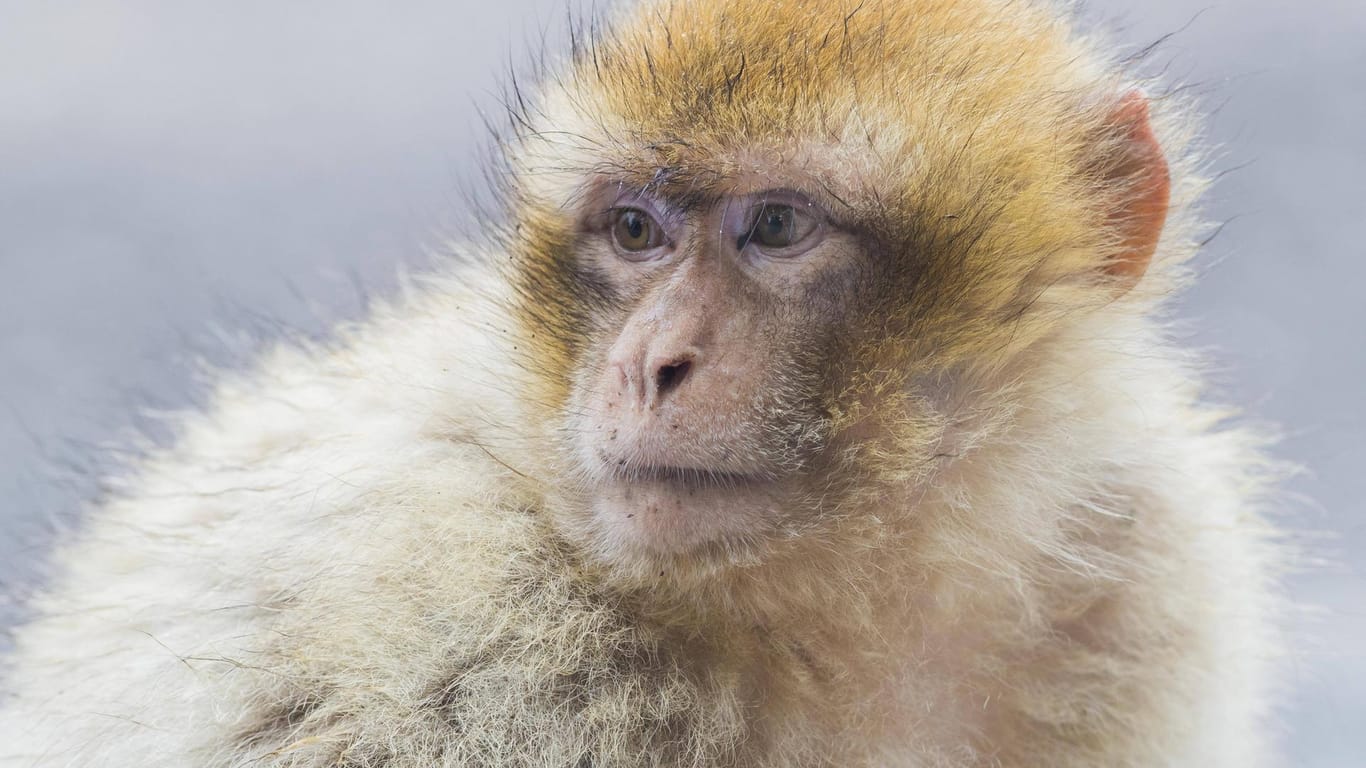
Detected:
[610,191,666,217]
[744,191,827,228]
[604,194,678,232]
[747,189,824,210]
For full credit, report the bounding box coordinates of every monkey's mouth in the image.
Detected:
[585,459,794,558]
[608,464,774,489]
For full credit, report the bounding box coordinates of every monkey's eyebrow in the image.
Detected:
[648,164,683,188]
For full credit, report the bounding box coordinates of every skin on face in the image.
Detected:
[566,181,868,558]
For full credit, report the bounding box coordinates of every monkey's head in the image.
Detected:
[498,0,1175,576]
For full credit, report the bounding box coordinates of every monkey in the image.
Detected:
[0,0,1285,765]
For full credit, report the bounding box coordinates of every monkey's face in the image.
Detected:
[556,180,879,561]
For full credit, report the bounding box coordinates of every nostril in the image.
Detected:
[654,359,692,399]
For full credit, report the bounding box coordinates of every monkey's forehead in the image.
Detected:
[514,0,1117,212]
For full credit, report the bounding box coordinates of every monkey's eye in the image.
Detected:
[610,208,667,256]
[739,202,821,254]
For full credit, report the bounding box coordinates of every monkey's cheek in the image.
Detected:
[587,480,777,558]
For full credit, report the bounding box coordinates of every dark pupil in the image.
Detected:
[624,212,645,241]
[757,206,794,245]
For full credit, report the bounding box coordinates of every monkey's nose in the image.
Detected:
[641,352,697,409]
[612,352,696,411]
[607,340,700,411]
[652,357,693,401]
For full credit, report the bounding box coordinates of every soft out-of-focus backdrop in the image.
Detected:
[1,1,1361,764]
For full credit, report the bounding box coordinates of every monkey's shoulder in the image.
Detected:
[221,497,747,767]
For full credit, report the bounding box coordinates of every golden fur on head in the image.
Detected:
[508,0,1192,393]
[0,1,1282,766]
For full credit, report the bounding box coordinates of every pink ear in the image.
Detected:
[1102,92,1171,281]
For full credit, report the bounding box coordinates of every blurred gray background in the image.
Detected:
[0,1,1361,764]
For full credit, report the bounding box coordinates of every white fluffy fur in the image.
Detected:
[0,2,1284,766]
[0,275,1284,766]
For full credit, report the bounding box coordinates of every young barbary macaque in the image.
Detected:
[0,0,1283,766]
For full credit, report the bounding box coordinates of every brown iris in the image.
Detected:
[612,208,664,253]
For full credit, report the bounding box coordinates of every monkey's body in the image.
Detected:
[0,278,1278,766]
[0,0,1282,765]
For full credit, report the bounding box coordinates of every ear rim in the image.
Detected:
[1101,91,1172,285]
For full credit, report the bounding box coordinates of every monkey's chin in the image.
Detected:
[585,474,784,563]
